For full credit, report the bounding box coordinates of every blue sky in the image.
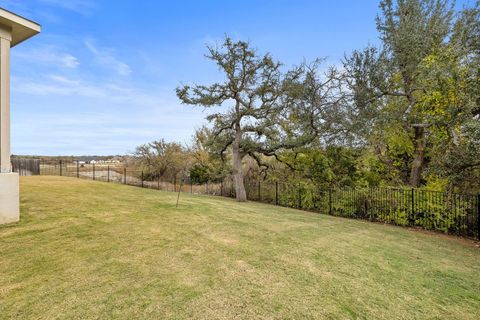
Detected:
[0,0,472,155]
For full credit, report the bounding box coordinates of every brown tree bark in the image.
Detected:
[409,124,426,187]
[232,128,247,202]
[404,83,426,188]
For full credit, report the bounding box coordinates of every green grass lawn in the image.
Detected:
[1,176,479,319]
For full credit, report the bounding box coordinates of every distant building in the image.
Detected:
[74,157,122,165]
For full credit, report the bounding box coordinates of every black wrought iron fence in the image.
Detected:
[11,158,40,176]
[34,160,480,240]
[245,179,479,240]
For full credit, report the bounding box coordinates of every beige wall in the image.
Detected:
[0,173,19,224]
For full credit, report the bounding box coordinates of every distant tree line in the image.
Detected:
[133,0,479,201]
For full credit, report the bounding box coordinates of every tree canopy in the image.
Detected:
[177,38,347,200]
[128,0,480,199]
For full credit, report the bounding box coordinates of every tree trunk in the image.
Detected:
[409,125,426,187]
[232,130,247,202]
[403,82,426,187]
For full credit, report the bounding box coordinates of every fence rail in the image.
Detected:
[246,180,479,240]
[19,160,480,240]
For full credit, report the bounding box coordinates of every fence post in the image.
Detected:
[141,171,144,188]
[107,166,110,182]
[329,188,332,215]
[275,182,278,205]
[76,161,79,178]
[258,181,261,201]
[123,167,126,184]
[477,194,480,240]
[92,163,95,180]
[59,160,62,176]
[298,183,302,209]
[411,188,415,225]
[364,190,369,218]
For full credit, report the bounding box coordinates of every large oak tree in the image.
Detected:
[343,0,464,187]
[177,38,346,201]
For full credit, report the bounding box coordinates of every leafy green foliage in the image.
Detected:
[343,0,479,190]
[133,0,479,195]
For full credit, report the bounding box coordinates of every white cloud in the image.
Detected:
[13,75,102,97]
[85,40,132,76]
[10,76,206,155]
[12,75,169,110]
[37,0,96,15]
[60,55,79,68]
[12,46,80,69]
